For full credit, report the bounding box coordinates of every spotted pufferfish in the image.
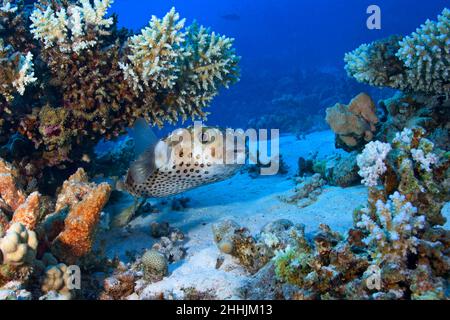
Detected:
[120,126,245,198]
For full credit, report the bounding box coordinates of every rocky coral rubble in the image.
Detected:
[0,157,112,299]
[298,151,361,188]
[279,173,325,208]
[212,219,306,275]
[98,222,186,300]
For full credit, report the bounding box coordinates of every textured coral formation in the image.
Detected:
[357,192,425,265]
[0,223,38,266]
[51,169,112,264]
[326,93,379,151]
[141,249,168,282]
[357,127,448,226]
[0,157,26,213]
[258,126,449,299]
[0,158,112,297]
[345,8,450,95]
[0,39,36,101]
[151,226,185,264]
[212,219,306,275]
[377,92,450,148]
[41,263,73,299]
[11,191,41,230]
[0,1,240,186]
[212,219,270,274]
[357,141,392,187]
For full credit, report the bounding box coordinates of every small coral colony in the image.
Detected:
[0,0,449,300]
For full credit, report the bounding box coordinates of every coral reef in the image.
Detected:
[212,219,306,275]
[345,8,449,96]
[325,93,379,151]
[0,1,240,188]
[357,141,392,187]
[99,265,137,300]
[357,127,448,226]
[0,158,112,298]
[151,226,185,264]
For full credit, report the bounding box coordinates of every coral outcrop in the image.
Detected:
[345,8,449,96]
[141,249,168,282]
[0,158,112,297]
[0,222,38,266]
[357,127,448,226]
[300,152,361,187]
[41,263,73,300]
[212,219,307,275]
[50,169,112,264]
[0,1,240,187]
[279,173,325,208]
[326,93,379,151]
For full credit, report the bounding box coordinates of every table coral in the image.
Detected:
[345,8,449,96]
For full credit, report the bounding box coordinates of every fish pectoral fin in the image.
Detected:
[129,143,158,185]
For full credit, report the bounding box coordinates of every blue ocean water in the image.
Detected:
[111,0,448,131]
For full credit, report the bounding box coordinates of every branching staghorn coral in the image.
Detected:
[356,127,448,226]
[120,7,186,92]
[357,192,425,266]
[0,39,36,102]
[121,17,240,124]
[1,0,17,13]
[345,8,450,96]
[30,0,114,53]
[0,1,240,186]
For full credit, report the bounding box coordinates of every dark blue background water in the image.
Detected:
[111,0,449,131]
